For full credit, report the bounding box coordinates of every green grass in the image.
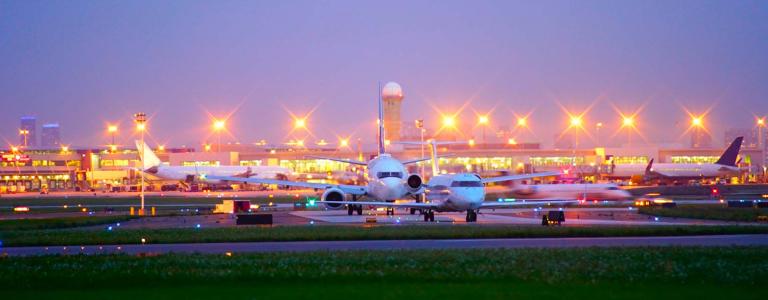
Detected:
[639,205,768,222]
[0,195,308,207]
[0,215,138,231]
[3,224,768,247]
[0,247,766,299]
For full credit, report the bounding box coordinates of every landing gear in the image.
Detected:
[423,210,435,222]
[465,210,478,222]
[348,204,363,215]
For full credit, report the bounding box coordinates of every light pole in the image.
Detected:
[18,129,29,148]
[622,117,634,147]
[478,115,488,143]
[134,113,147,215]
[213,119,225,152]
[691,117,703,148]
[758,117,766,181]
[415,119,425,176]
[595,123,603,147]
[569,116,583,168]
[108,125,118,151]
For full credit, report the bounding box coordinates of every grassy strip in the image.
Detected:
[0,247,766,297]
[0,216,138,231]
[639,205,768,222]
[0,195,308,207]
[2,224,768,247]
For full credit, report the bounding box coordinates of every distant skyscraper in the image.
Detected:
[381,82,403,142]
[19,116,37,148]
[690,128,712,148]
[40,123,61,148]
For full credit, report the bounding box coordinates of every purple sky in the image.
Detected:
[1,0,767,149]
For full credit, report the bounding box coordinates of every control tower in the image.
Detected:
[381,82,404,142]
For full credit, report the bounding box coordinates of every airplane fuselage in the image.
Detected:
[148,165,292,183]
[612,163,739,179]
[365,154,412,201]
[425,173,485,212]
[508,183,631,200]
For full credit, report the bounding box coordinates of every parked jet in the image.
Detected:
[135,141,293,186]
[611,136,743,182]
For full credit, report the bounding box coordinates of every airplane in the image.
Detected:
[314,140,567,222]
[135,141,294,188]
[610,136,744,183]
[206,82,431,215]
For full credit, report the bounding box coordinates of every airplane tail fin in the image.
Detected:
[377,82,386,155]
[715,136,743,166]
[134,140,162,170]
[397,140,465,175]
[645,158,654,174]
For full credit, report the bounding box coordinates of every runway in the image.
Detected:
[4,234,768,256]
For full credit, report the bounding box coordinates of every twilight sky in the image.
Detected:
[1,0,767,149]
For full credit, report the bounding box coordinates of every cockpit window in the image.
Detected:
[377,172,403,179]
[450,180,483,187]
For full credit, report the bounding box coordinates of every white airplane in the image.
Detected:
[315,140,567,222]
[503,182,631,201]
[611,136,743,182]
[135,141,294,186]
[208,83,430,214]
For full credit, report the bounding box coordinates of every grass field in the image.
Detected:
[3,224,768,247]
[0,194,308,208]
[0,247,765,299]
[0,215,137,231]
[639,205,768,222]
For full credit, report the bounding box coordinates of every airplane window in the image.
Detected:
[607,186,619,190]
[377,172,403,179]
[451,181,483,187]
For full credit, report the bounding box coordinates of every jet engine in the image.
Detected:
[406,174,423,193]
[321,188,346,209]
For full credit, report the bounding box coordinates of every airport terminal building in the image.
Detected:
[0,142,764,193]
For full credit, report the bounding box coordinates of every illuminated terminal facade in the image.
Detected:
[0,142,764,193]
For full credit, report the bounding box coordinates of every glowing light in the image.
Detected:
[517,118,527,127]
[339,139,349,147]
[108,125,118,133]
[622,117,634,127]
[691,117,702,127]
[758,118,765,126]
[468,139,476,146]
[158,145,165,151]
[569,117,582,127]
[294,118,306,129]
[442,116,456,128]
[204,144,212,151]
[213,119,226,131]
[478,115,489,125]
[507,138,517,145]
[136,123,146,131]
[110,144,118,152]
[11,146,19,152]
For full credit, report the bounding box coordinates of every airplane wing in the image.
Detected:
[401,157,431,165]
[305,155,367,166]
[481,171,561,184]
[480,199,580,208]
[205,175,367,195]
[319,200,439,209]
